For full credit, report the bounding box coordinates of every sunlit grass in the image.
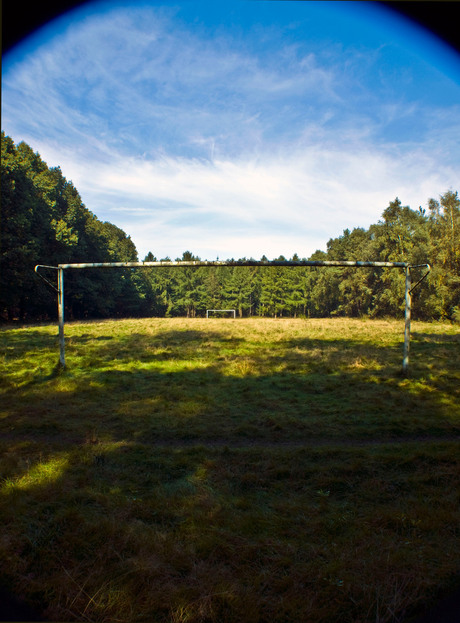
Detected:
[0,317,459,622]
[2,455,69,493]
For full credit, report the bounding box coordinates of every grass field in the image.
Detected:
[1,317,459,622]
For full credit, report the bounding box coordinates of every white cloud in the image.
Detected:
[23,136,456,261]
[2,2,459,262]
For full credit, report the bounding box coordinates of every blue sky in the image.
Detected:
[2,0,460,261]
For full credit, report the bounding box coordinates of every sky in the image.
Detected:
[2,0,460,261]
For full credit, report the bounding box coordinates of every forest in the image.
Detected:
[1,132,459,322]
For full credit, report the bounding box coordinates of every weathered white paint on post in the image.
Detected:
[403,266,412,376]
[58,260,409,269]
[58,268,65,368]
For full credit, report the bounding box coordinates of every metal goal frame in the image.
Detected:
[206,309,236,318]
[35,259,430,374]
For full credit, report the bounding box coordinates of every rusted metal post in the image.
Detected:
[403,265,411,375]
[58,267,65,368]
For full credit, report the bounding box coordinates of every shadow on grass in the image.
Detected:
[1,328,459,445]
[1,434,459,622]
[412,331,460,344]
[0,327,59,349]
[1,326,460,622]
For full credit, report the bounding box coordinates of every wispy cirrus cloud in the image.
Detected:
[1,6,362,156]
[2,2,459,260]
[27,136,455,260]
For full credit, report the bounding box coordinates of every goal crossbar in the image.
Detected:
[35,259,431,373]
[56,259,409,269]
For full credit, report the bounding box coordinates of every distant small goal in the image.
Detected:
[206,309,236,318]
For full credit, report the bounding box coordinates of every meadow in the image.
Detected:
[1,317,459,622]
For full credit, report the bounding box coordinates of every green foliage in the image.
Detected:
[2,133,459,321]
[1,133,143,320]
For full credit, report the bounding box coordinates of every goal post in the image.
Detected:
[35,259,431,373]
[206,309,236,318]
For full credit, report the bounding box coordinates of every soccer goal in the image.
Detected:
[206,309,236,318]
[35,258,430,373]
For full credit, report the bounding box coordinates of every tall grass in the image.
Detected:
[1,318,459,622]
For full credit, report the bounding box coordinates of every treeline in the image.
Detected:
[1,133,145,320]
[1,133,459,321]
